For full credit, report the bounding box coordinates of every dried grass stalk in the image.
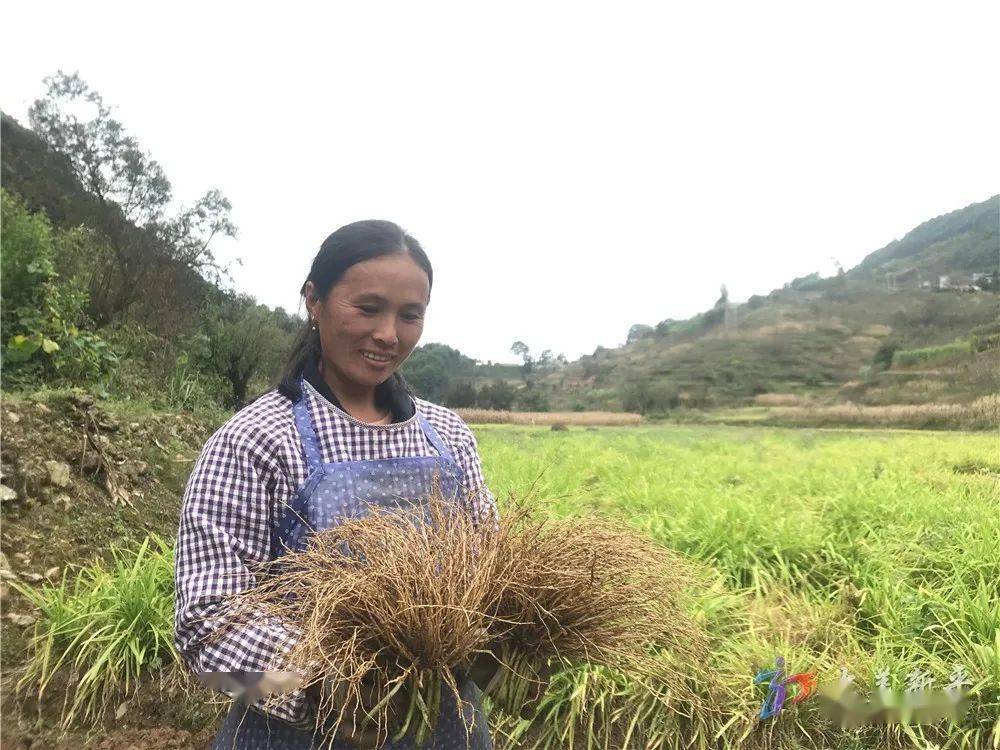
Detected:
[208,491,707,747]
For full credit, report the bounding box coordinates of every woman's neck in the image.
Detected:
[318,359,387,422]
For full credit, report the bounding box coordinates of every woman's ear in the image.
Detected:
[303,281,319,321]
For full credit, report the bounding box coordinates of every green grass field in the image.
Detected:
[13,422,999,749]
[474,424,1000,749]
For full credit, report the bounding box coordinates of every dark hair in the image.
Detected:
[277,220,433,401]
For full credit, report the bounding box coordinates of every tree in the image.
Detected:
[714,284,729,308]
[510,340,534,382]
[198,294,283,407]
[401,343,477,402]
[655,318,678,336]
[627,324,654,345]
[514,387,550,412]
[871,340,898,372]
[620,378,680,415]
[28,72,172,228]
[444,381,478,408]
[155,189,238,285]
[477,380,515,411]
[27,71,237,321]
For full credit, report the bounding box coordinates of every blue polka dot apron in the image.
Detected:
[211,384,493,749]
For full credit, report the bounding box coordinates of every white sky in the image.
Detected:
[2,2,998,363]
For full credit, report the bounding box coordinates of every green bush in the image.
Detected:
[972,332,1000,353]
[444,380,478,408]
[478,380,516,411]
[12,536,179,728]
[968,319,1000,338]
[970,319,1000,352]
[871,339,898,371]
[514,386,550,412]
[1,189,117,383]
[620,379,680,414]
[97,323,230,409]
[892,339,972,368]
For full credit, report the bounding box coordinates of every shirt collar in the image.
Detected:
[302,356,416,423]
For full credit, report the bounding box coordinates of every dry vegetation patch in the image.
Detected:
[762,394,999,430]
[454,410,642,426]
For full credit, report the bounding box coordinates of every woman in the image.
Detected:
[174,220,498,749]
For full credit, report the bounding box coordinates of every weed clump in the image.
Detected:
[214,492,707,747]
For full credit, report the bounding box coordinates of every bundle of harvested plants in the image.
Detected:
[209,492,707,747]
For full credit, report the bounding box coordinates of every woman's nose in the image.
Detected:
[372,318,398,347]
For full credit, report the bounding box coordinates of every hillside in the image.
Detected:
[851,195,998,280]
[543,196,999,414]
[2,89,996,423]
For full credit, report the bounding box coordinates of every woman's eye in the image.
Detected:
[402,312,423,322]
[358,305,378,315]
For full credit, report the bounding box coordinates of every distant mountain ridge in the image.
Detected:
[852,195,998,280]
[541,195,999,413]
[4,105,996,415]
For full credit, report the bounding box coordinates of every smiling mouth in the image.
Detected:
[360,350,394,364]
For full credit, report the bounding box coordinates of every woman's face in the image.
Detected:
[305,252,430,391]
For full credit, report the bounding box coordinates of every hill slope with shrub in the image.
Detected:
[2,76,996,423]
[544,196,999,416]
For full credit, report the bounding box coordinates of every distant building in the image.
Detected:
[971,271,997,289]
[936,272,994,292]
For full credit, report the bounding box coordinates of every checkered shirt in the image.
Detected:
[173,381,498,726]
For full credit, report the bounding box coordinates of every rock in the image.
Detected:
[81,451,101,473]
[45,566,60,581]
[0,484,16,504]
[45,460,71,488]
[5,411,20,424]
[70,393,95,408]
[0,554,18,582]
[6,612,37,627]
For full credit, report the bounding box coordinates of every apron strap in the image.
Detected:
[417,412,456,463]
[293,380,324,473]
